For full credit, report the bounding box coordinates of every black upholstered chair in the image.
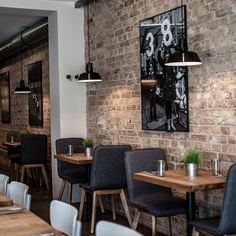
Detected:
[78,145,133,234]
[125,148,186,236]
[190,163,236,236]
[56,138,88,203]
[12,134,49,190]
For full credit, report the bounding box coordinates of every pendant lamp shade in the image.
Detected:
[165,51,202,66]
[77,63,102,82]
[14,80,31,94]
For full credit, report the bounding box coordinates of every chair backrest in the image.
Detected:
[218,164,236,235]
[124,148,171,201]
[90,145,132,190]
[20,134,47,164]
[0,174,9,195]
[55,138,84,178]
[96,220,143,236]
[50,200,81,236]
[7,181,31,209]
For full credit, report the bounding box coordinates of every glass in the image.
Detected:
[10,136,14,143]
[68,145,73,156]
[157,160,165,177]
[211,159,220,176]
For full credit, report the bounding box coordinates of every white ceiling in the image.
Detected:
[0,0,78,44]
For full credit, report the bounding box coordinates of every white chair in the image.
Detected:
[7,181,31,210]
[96,221,143,236]
[50,200,82,236]
[0,174,9,195]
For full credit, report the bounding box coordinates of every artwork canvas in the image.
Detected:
[140,5,189,132]
[28,61,43,127]
[0,72,10,123]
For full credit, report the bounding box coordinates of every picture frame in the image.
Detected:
[28,61,43,127]
[0,71,10,123]
[140,5,189,132]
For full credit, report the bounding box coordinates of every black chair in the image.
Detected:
[125,148,186,236]
[78,145,133,234]
[12,134,49,190]
[190,163,236,236]
[56,138,88,203]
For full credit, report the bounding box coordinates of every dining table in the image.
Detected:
[54,153,92,220]
[133,169,225,236]
[0,193,13,207]
[0,208,65,236]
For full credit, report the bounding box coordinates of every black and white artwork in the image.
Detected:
[0,72,10,123]
[28,61,43,127]
[140,5,189,132]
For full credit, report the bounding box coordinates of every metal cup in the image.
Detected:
[68,145,73,156]
[157,160,165,177]
[211,159,220,176]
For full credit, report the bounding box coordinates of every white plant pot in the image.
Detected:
[185,163,198,177]
[85,147,93,157]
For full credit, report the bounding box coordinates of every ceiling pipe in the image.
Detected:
[0,18,48,62]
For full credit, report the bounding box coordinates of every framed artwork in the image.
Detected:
[140,5,189,132]
[28,61,43,127]
[0,71,10,123]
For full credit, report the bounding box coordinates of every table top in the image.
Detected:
[3,141,21,148]
[54,153,92,165]
[0,209,65,236]
[133,169,226,192]
[0,194,13,207]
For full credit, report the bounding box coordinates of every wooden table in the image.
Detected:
[0,209,65,236]
[54,153,92,165]
[133,170,225,236]
[3,142,21,148]
[0,193,13,207]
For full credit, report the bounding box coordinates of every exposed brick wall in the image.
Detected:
[86,0,236,235]
[0,41,51,168]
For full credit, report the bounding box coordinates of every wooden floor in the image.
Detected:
[29,185,164,236]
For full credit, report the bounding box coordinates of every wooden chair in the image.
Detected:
[11,135,49,190]
[55,138,88,203]
[125,148,186,236]
[78,145,132,234]
[190,164,236,236]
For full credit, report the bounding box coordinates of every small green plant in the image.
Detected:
[17,129,29,138]
[182,148,202,164]
[82,138,94,148]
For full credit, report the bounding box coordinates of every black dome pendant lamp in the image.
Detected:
[165,1,202,67]
[14,29,31,94]
[77,1,102,82]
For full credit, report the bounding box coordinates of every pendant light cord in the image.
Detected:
[87,0,90,63]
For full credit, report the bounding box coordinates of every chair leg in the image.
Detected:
[151,215,156,236]
[132,208,141,230]
[41,165,49,190]
[78,188,86,220]
[98,195,105,213]
[90,191,97,234]
[57,180,66,200]
[168,217,172,236]
[192,227,199,236]
[120,189,132,227]
[111,194,116,220]
[68,183,72,204]
[20,166,25,182]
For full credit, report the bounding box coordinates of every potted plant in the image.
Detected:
[182,148,202,177]
[82,138,94,157]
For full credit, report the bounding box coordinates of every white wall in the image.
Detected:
[0,0,87,199]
